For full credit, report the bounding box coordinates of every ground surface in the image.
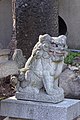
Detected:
[0,76,15,100]
[0,77,15,120]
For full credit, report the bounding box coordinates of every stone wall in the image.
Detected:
[16,0,58,59]
[0,0,13,48]
[59,0,80,49]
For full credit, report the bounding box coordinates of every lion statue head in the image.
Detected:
[31,34,67,62]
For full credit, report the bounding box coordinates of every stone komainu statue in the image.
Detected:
[17,34,67,102]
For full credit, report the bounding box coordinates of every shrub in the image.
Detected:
[64,52,80,65]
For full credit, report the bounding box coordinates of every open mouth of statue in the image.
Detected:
[55,51,64,56]
[49,50,64,56]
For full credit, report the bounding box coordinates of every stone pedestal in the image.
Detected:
[0,96,80,120]
[16,0,58,59]
[4,117,22,120]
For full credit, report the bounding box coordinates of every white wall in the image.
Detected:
[59,0,80,49]
[0,0,13,48]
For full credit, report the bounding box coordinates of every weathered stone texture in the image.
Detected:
[12,49,26,69]
[16,0,58,59]
[0,97,80,120]
[16,34,67,103]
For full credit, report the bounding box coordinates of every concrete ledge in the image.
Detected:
[4,117,22,120]
[0,49,10,56]
[0,61,18,78]
[0,96,80,120]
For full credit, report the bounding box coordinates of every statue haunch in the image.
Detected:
[18,34,67,96]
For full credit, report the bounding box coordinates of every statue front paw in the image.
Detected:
[18,86,39,94]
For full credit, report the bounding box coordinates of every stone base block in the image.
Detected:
[0,96,80,120]
[16,91,64,104]
[4,117,22,120]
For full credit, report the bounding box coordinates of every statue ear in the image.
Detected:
[58,35,67,43]
[59,35,67,39]
[39,35,43,41]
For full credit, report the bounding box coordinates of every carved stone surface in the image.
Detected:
[16,0,58,59]
[16,34,67,103]
[12,49,26,69]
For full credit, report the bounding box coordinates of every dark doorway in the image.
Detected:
[59,16,67,35]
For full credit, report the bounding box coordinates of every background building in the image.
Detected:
[0,0,13,48]
[59,0,80,49]
[1,0,80,49]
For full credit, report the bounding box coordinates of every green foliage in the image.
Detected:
[64,52,80,65]
[0,97,6,101]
